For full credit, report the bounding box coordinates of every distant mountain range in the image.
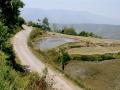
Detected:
[21,8,120,40]
[21,8,120,25]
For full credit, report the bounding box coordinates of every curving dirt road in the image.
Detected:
[12,25,82,90]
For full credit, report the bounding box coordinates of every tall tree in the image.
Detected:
[42,17,51,31]
[58,48,70,70]
[0,0,24,27]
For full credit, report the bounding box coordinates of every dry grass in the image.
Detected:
[65,60,120,90]
[68,46,120,55]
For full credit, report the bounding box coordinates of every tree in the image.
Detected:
[62,27,77,35]
[0,0,24,27]
[42,17,51,31]
[17,17,25,27]
[58,48,70,70]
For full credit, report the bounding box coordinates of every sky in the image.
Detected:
[22,0,120,19]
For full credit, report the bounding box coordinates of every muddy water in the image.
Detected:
[35,37,75,51]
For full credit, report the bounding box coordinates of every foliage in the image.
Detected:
[71,53,120,61]
[0,0,24,27]
[29,28,44,42]
[79,31,100,38]
[28,17,51,31]
[0,22,9,50]
[81,55,102,61]
[58,48,71,70]
[17,17,25,26]
[42,17,51,31]
[61,27,77,35]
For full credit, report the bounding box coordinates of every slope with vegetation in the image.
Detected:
[0,0,53,90]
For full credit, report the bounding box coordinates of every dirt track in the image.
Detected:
[13,25,82,90]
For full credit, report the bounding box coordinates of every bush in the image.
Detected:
[29,28,44,42]
[0,22,9,50]
[81,55,102,61]
[101,53,115,60]
[17,17,25,26]
[71,53,120,61]
[61,27,77,35]
[78,31,100,38]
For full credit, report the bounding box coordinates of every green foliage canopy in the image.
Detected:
[58,48,71,70]
[0,0,24,27]
[0,22,9,50]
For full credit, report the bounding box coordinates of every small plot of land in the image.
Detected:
[68,46,120,55]
[65,60,120,90]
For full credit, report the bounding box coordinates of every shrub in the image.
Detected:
[29,28,44,42]
[101,53,115,60]
[61,27,77,35]
[81,55,102,61]
[71,53,120,61]
[78,31,100,38]
[0,22,9,50]
[17,17,25,26]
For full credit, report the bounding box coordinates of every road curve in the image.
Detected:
[12,25,82,90]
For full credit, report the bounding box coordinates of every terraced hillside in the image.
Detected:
[30,29,120,90]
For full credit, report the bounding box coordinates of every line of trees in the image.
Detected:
[61,27,101,38]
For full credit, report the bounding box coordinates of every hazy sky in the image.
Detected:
[22,0,120,19]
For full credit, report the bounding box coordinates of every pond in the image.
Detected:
[35,37,75,51]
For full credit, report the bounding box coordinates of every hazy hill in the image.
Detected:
[51,23,120,40]
[21,8,120,25]
[73,24,120,39]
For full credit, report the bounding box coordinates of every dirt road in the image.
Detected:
[12,25,82,90]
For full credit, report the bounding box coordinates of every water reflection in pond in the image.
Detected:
[35,37,75,51]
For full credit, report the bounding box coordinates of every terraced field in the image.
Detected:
[68,46,120,55]
[31,31,120,90]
